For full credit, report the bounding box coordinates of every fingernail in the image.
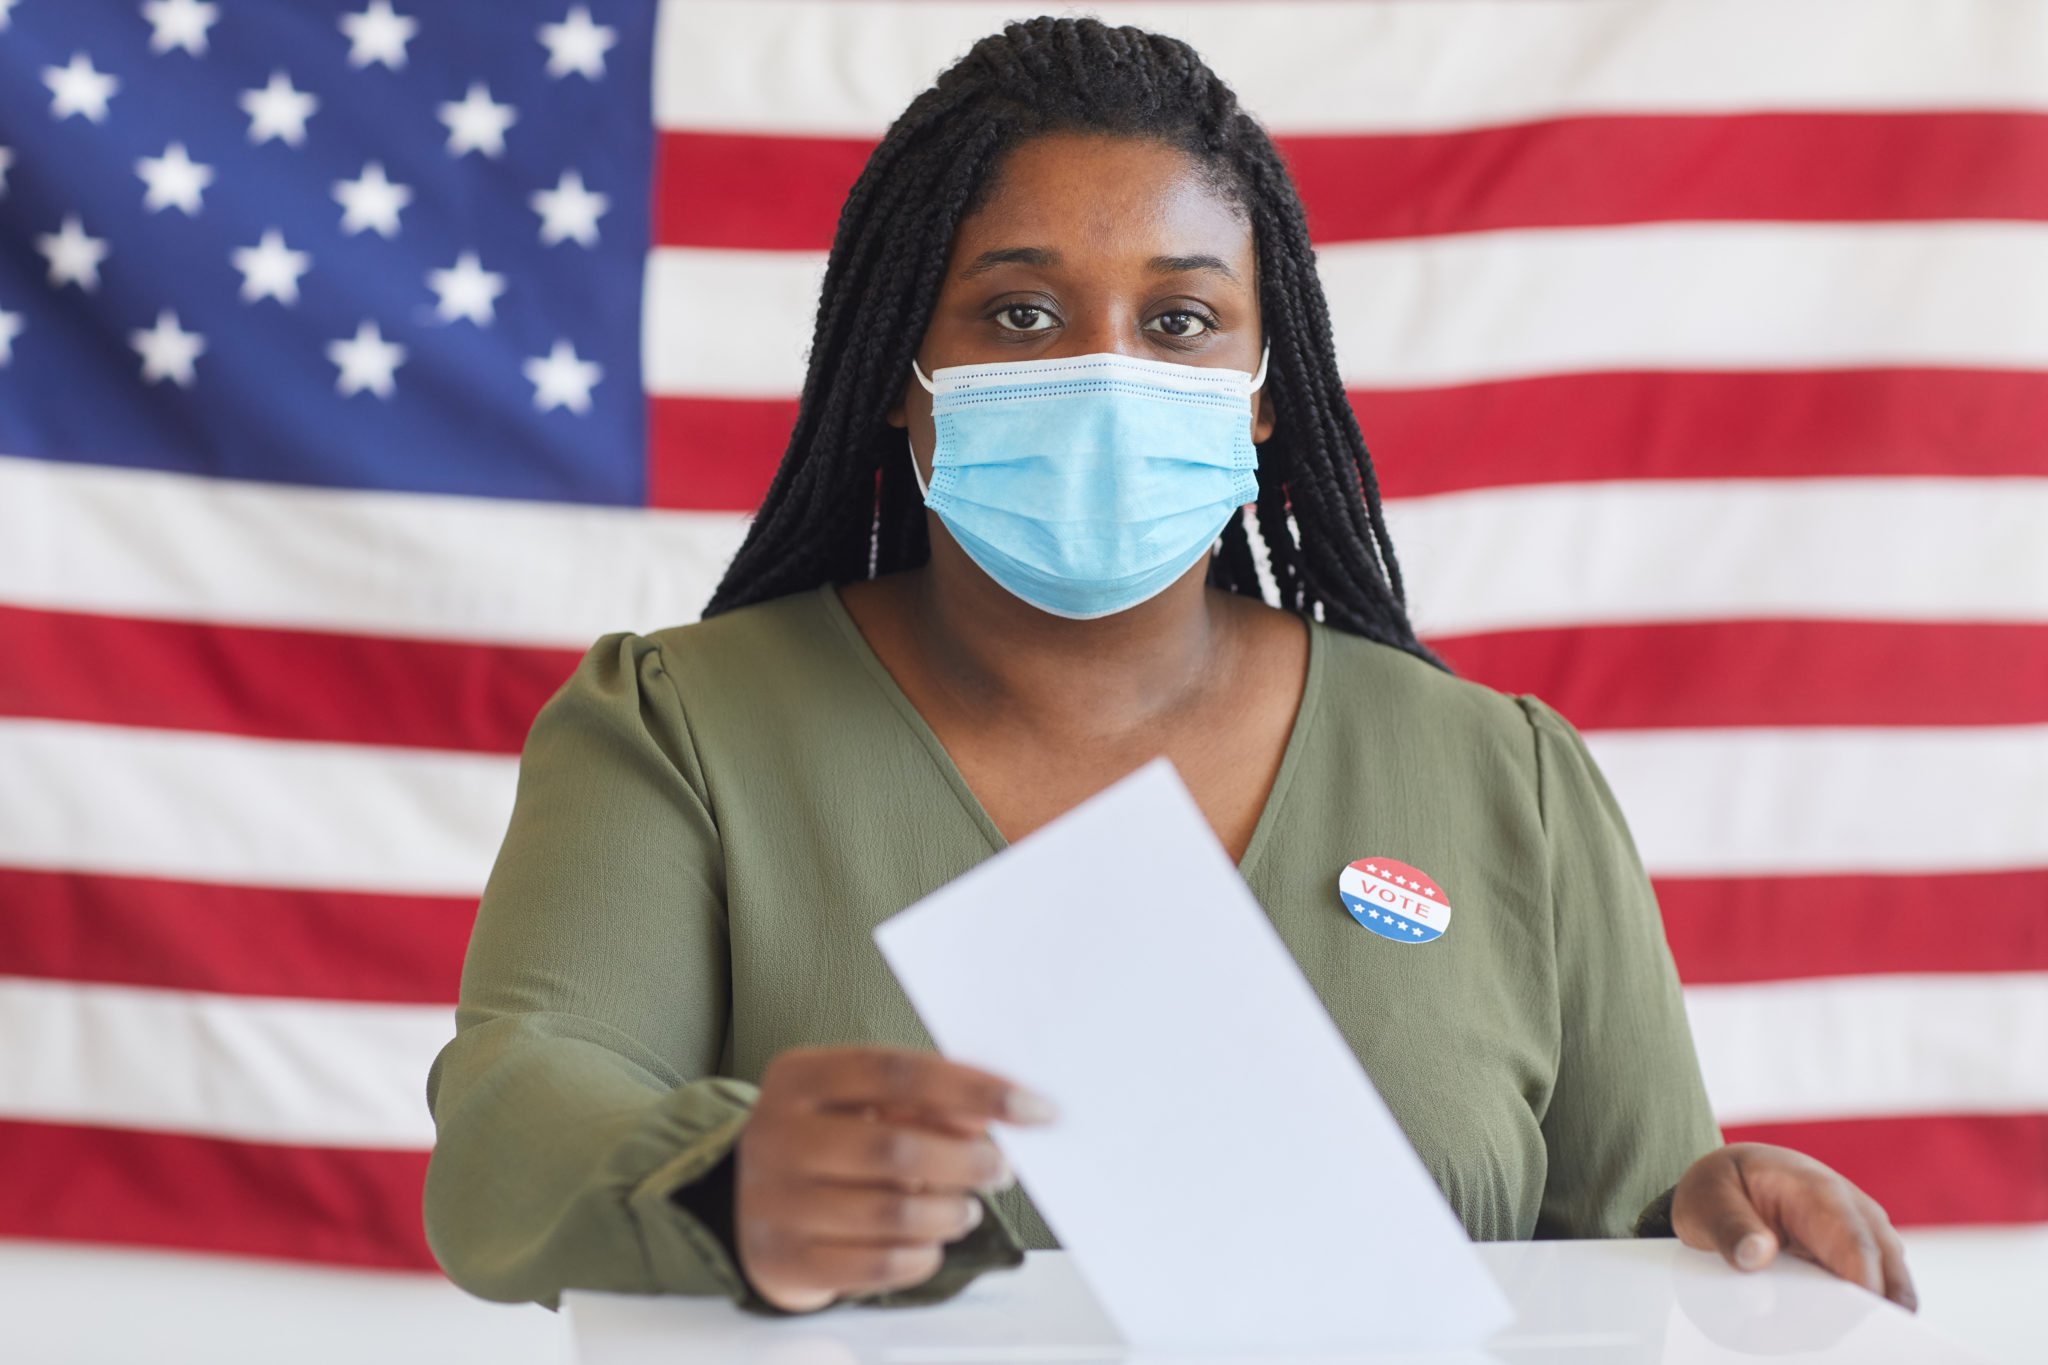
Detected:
[1004,1088,1059,1124]
[1736,1233,1773,1270]
[961,1198,985,1232]
[978,1154,1017,1193]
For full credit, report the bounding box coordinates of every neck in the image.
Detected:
[905,532,1227,737]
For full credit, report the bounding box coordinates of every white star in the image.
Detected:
[231,229,312,305]
[1423,888,1436,897]
[339,1,417,70]
[523,339,602,413]
[0,309,22,366]
[327,320,405,398]
[0,0,18,31]
[438,82,516,158]
[426,250,506,326]
[1412,926,1423,935]
[0,147,12,196]
[239,70,317,146]
[38,216,108,291]
[143,0,220,56]
[538,6,616,80]
[130,309,205,387]
[44,53,120,123]
[333,161,412,237]
[530,168,608,246]
[136,142,214,215]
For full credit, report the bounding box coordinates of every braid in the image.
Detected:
[703,16,1440,669]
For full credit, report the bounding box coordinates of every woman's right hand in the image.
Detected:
[734,1046,1056,1312]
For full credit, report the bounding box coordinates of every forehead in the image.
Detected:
[952,133,1252,268]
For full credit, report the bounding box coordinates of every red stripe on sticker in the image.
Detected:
[0,1119,435,1269]
[1722,1112,2048,1226]
[1435,621,2048,731]
[1658,871,2048,985]
[653,114,2048,252]
[0,605,577,754]
[0,868,471,1004]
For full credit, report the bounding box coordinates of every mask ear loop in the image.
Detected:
[1248,343,1270,394]
[907,359,936,500]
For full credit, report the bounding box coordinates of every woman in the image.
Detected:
[425,17,1914,1318]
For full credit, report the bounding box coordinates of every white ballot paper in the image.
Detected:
[874,759,1514,1354]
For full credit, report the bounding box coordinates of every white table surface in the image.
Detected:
[566,1240,1991,1365]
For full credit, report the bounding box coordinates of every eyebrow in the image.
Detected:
[959,246,1059,278]
[1149,253,1238,282]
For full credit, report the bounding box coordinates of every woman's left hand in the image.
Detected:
[1672,1142,1916,1310]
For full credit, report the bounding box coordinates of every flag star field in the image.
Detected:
[0,0,2045,1272]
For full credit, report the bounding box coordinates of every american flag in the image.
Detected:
[1,0,2043,1276]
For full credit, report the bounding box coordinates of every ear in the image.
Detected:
[887,385,909,429]
[1252,383,1277,444]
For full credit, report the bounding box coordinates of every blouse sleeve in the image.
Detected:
[1518,697,1723,1238]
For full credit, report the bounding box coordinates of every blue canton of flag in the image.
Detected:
[0,0,655,505]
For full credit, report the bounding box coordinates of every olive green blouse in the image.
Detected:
[423,586,1719,1308]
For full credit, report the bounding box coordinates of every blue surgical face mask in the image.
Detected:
[909,348,1268,620]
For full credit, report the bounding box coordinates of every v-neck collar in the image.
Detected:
[819,584,1325,883]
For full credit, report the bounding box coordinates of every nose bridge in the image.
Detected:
[1062,297,1142,359]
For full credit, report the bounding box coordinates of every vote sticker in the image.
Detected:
[1339,857,1452,944]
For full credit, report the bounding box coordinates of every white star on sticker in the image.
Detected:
[524,339,602,413]
[240,70,318,146]
[231,229,312,305]
[339,1,417,70]
[44,53,120,123]
[538,6,616,80]
[136,142,214,215]
[427,250,506,326]
[143,0,221,56]
[0,147,13,197]
[531,168,608,246]
[1411,926,1423,935]
[327,320,405,398]
[333,161,412,237]
[130,309,205,387]
[37,216,108,291]
[1424,888,1436,897]
[438,82,516,158]
[0,309,23,366]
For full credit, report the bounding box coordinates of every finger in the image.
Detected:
[770,1183,985,1247]
[780,1047,1056,1125]
[790,1113,1013,1192]
[770,1241,947,1302]
[1675,1155,1781,1272]
[1856,1191,1918,1311]
[1759,1166,1885,1297]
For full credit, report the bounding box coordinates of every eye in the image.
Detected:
[995,305,1057,333]
[1146,310,1211,338]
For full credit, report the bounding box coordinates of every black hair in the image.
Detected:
[704,15,1435,664]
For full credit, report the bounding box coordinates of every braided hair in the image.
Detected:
[704,16,1434,664]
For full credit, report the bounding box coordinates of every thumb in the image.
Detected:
[1675,1156,1781,1273]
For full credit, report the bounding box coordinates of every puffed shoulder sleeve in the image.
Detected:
[1518,697,1722,1238]
[423,632,755,1306]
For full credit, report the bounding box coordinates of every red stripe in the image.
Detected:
[653,114,2048,252]
[0,868,470,1004]
[650,369,2048,513]
[0,1119,434,1269]
[1723,1113,2048,1226]
[1433,622,2048,731]
[1657,870,2048,985]
[647,393,797,512]
[0,605,579,753]
[1362,368,2048,500]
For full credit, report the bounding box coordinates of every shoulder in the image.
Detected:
[1313,624,1542,760]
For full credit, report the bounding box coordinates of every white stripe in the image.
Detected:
[1685,974,2048,1125]
[0,719,515,896]
[0,976,447,1148]
[643,225,2048,396]
[0,455,749,648]
[1587,725,2048,877]
[643,249,827,399]
[1387,478,2048,640]
[656,0,2048,135]
[1321,224,2048,386]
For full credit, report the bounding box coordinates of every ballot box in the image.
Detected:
[565,1240,1988,1365]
